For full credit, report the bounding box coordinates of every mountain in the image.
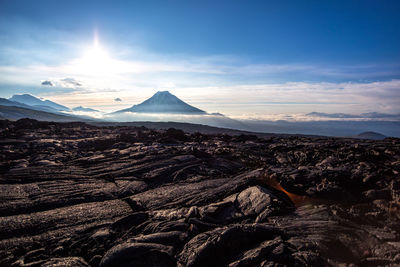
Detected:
[0,98,33,108]
[0,97,67,115]
[0,104,101,122]
[351,131,386,140]
[9,94,70,111]
[0,105,91,122]
[72,106,99,112]
[32,105,60,113]
[115,91,206,114]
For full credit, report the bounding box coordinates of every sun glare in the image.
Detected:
[83,45,109,66]
[66,32,157,78]
[72,34,115,76]
[81,46,110,72]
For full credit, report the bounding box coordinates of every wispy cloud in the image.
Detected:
[60,77,82,87]
[40,77,83,88]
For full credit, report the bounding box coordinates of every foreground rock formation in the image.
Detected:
[0,119,399,266]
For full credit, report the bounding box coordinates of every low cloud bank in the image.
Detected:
[103,112,244,129]
[231,112,400,122]
[306,112,400,121]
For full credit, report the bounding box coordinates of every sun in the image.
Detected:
[67,32,135,78]
[73,35,113,76]
[82,45,109,66]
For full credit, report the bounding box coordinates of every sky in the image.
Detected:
[0,0,400,118]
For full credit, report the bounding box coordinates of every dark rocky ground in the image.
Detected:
[0,118,399,267]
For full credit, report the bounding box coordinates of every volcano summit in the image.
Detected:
[115,91,206,114]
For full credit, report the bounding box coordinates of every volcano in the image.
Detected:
[114,91,206,114]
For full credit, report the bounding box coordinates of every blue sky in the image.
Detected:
[0,0,400,116]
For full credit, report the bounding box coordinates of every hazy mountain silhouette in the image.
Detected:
[0,98,33,109]
[115,91,206,114]
[0,97,64,113]
[72,106,99,112]
[0,105,91,122]
[307,111,400,120]
[307,112,357,118]
[351,131,386,140]
[9,94,70,111]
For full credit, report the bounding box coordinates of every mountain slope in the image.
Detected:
[0,98,34,109]
[0,97,67,114]
[115,91,206,114]
[9,94,70,111]
[0,105,93,122]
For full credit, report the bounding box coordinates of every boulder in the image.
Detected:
[178,224,280,267]
[100,242,175,267]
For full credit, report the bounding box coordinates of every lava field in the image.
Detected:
[0,119,399,267]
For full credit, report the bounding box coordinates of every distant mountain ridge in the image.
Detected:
[115,91,206,114]
[351,131,386,140]
[72,106,99,112]
[0,98,33,109]
[0,105,92,122]
[9,94,70,111]
[307,111,400,120]
[0,97,65,114]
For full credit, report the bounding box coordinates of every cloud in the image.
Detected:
[60,77,82,87]
[114,97,122,102]
[41,80,54,86]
